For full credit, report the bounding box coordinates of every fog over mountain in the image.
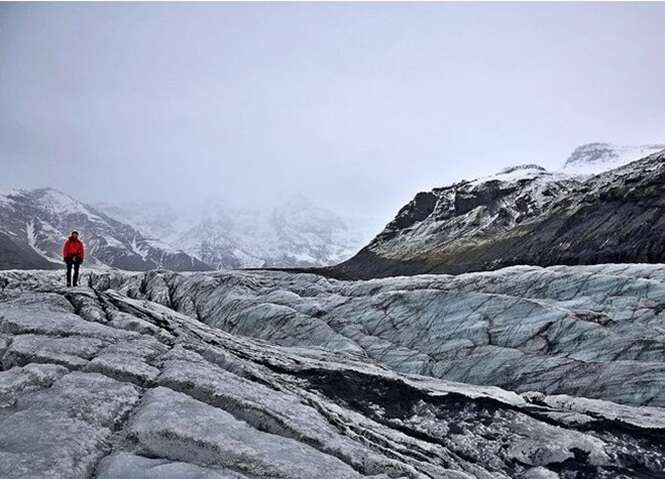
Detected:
[2,2,665,221]
[96,194,383,269]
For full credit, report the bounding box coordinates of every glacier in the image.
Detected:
[1,266,664,478]
[40,264,665,407]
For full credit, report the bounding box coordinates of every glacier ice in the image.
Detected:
[1,267,664,477]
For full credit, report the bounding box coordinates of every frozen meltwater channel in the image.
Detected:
[0,266,664,478]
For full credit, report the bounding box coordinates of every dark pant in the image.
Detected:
[65,257,81,287]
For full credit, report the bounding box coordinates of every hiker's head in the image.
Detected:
[70,231,79,240]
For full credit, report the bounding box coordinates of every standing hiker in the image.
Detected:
[62,231,85,287]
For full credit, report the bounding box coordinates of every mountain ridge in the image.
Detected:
[0,187,211,271]
[324,147,665,279]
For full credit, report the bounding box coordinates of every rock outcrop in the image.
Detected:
[1,270,664,478]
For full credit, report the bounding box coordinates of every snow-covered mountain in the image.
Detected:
[98,195,378,270]
[2,266,664,478]
[562,142,665,175]
[329,146,665,279]
[0,188,210,271]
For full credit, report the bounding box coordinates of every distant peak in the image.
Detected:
[563,142,665,175]
[25,186,97,217]
[31,187,74,198]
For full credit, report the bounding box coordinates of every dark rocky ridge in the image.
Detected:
[0,231,59,270]
[324,152,665,280]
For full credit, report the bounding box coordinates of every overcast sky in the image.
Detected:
[2,2,665,223]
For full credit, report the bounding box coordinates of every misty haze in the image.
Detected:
[2,2,665,478]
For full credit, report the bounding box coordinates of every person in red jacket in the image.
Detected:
[62,231,85,287]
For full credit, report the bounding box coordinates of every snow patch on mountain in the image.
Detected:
[25,219,56,263]
[0,188,20,209]
[467,164,549,186]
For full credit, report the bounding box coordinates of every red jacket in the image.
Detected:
[63,237,85,262]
